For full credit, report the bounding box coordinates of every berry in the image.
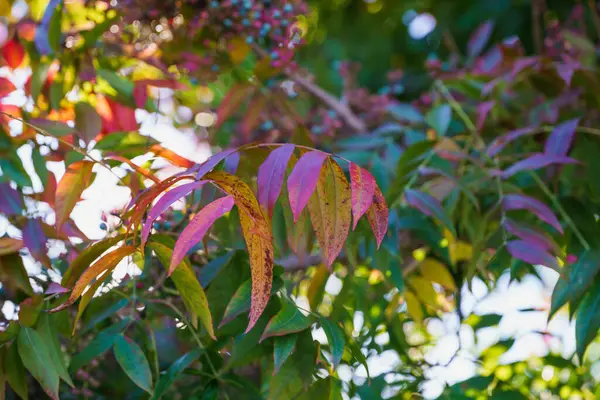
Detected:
[99,222,107,230]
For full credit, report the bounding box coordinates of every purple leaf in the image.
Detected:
[545,118,580,157]
[45,282,69,295]
[556,62,579,87]
[22,218,50,267]
[502,194,563,233]
[506,240,559,270]
[0,183,23,215]
[468,20,494,59]
[195,148,239,179]
[502,153,578,178]
[287,151,328,222]
[257,144,295,217]
[224,151,240,174]
[502,218,560,255]
[476,101,495,131]
[405,189,455,235]
[141,181,207,247]
[169,196,234,275]
[34,0,61,55]
[486,126,538,157]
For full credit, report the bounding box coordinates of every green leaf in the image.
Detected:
[148,236,215,339]
[18,295,43,327]
[466,313,503,330]
[0,253,34,296]
[220,277,283,328]
[4,342,28,400]
[69,318,129,372]
[48,1,63,53]
[17,327,60,400]
[307,264,328,311]
[31,147,49,185]
[425,104,452,136]
[268,357,304,400]
[35,313,73,387]
[113,334,154,394]
[30,62,51,101]
[75,102,102,143]
[260,300,313,342]
[296,378,343,400]
[198,251,236,288]
[550,250,600,318]
[273,334,297,374]
[97,69,135,102]
[348,336,370,379]
[387,140,435,205]
[0,321,20,345]
[151,349,202,400]
[320,319,345,368]
[576,278,600,360]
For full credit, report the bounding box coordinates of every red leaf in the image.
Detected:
[195,148,239,179]
[110,100,138,131]
[55,161,94,232]
[367,185,388,248]
[545,118,579,157]
[506,240,558,270]
[133,82,148,109]
[22,218,50,268]
[502,194,563,233]
[141,180,207,247]
[287,150,328,222]
[502,218,560,255]
[169,196,234,275]
[96,95,120,133]
[257,144,295,217]
[1,39,25,69]
[502,153,578,178]
[486,126,537,157]
[468,20,495,59]
[349,163,376,230]
[0,77,16,98]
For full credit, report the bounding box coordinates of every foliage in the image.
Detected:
[1,0,600,399]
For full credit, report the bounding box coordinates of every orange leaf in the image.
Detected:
[150,144,195,168]
[1,39,25,69]
[50,246,137,313]
[367,185,389,249]
[106,155,159,184]
[0,237,24,255]
[307,158,351,267]
[55,161,94,232]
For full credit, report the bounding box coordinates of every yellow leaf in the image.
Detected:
[307,264,328,311]
[420,258,457,291]
[50,246,137,313]
[55,160,94,231]
[405,291,424,323]
[408,276,438,308]
[443,229,473,266]
[307,158,351,267]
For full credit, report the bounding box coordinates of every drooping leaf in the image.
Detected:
[349,162,376,230]
[405,189,455,235]
[550,250,600,317]
[148,236,215,338]
[502,218,561,255]
[367,184,389,248]
[50,246,136,312]
[22,218,50,267]
[307,158,352,267]
[35,313,73,387]
[170,196,234,275]
[151,349,202,400]
[141,180,207,247]
[55,160,94,231]
[17,327,60,400]
[575,279,600,360]
[113,335,153,394]
[506,240,559,270]
[195,148,239,179]
[0,183,23,215]
[260,301,312,342]
[287,150,328,222]
[273,334,297,374]
[75,102,103,143]
[419,258,457,290]
[468,20,495,59]
[425,105,452,136]
[486,126,538,157]
[320,319,345,368]
[545,118,579,157]
[502,194,563,233]
[257,144,295,216]
[4,342,28,400]
[501,153,578,178]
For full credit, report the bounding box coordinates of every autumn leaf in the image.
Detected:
[349,162,376,230]
[50,246,136,313]
[367,184,389,248]
[287,150,328,222]
[307,158,351,267]
[502,194,563,233]
[150,144,195,168]
[55,160,94,231]
[169,196,234,275]
[195,148,239,179]
[1,40,25,69]
[22,218,50,268]
[257,144,295,217]
[0,77,16,98]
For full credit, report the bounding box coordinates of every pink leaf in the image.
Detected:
[45,282,69,295]
[367,184,389,248]
[169,196,234,275]
[555,62,579,87]
[502,218,560,254]
[476,101,495,131]
[133,82,148,109]
[349,162,376,230]
[195,148,239,179]
[502,194,563,233]
[287,151,328,222]
[545,118,580,157]
[257,144,295,217]
[486,126,537,157]
[502,153,578,178]
[141,181,207,247]
[22,218,50,268]
[506,240,558,270]
[468,20,494,59]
